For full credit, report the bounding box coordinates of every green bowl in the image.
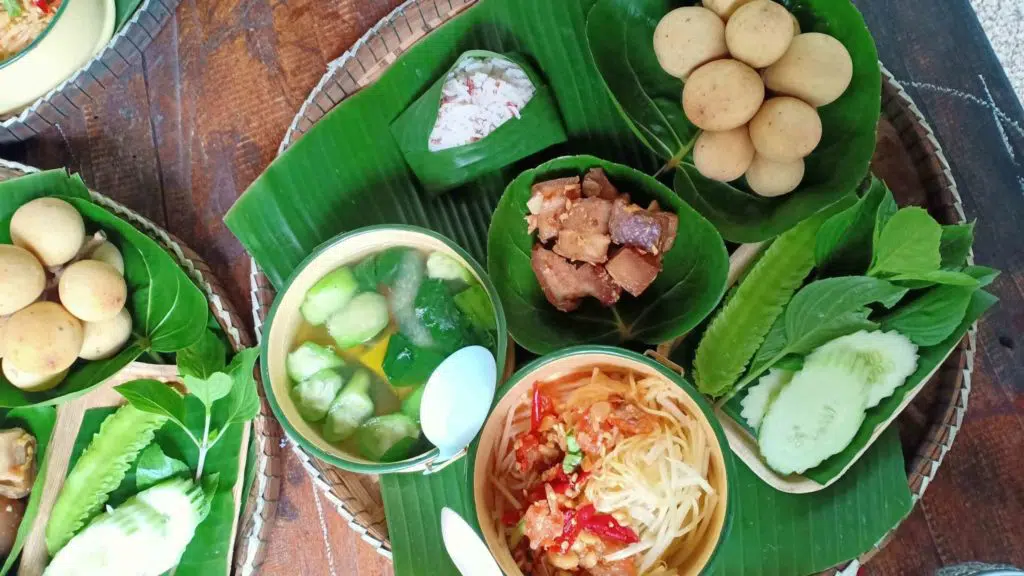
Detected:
[487,155,729,355]
[261,224,509,474]
[470,345,735,575]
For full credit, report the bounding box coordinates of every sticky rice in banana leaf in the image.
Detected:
[390,50,567,196]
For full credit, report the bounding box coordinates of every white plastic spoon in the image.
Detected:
[441,507,502,576]
[420,345,498,462]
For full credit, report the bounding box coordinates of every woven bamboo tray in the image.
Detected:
[250,0,979,569]
[0,0,181,144]
[0,159,283,576]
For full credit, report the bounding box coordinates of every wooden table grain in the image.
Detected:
[3,0,1023,574]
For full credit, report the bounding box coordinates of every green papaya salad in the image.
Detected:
[287,247,498,463]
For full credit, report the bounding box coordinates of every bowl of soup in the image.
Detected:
[262,225,509,474]
[471,346,733,576]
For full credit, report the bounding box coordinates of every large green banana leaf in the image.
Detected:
[587,0,881,242]
[225,0,910,573]
[0,170,208,407]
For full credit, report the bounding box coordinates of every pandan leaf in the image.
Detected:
[46,404,168,554]
[693,212,826,397]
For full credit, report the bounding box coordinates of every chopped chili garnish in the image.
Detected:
[577,504,640,544]
[514,433,541,473]
[530,383,554,432]
[526,469,589,505]
[501,509,521,526]
[33,0,49,13]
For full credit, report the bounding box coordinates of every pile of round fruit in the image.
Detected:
[0,198,131,392]
[654,0,854,197]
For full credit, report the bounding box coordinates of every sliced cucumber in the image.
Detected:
[292,369,344,422]
[356,413,421,462]
[757,355,870,475]
[327,292,390,349]
[301,267,359,326]
[286,342,344,383]
[323,370,375,442]
[806,330,919,408]
[740,368,793,431]
[426,252,473,283]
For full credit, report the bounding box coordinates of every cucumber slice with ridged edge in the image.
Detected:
[327,292,390,349]
[357,413,421,462]
[301,267,359,326]
[740,368,793,431]
[323,369,375,442]
[757,347,874,475]
[292,369,344,422]
[806,330,918,409]
[287,342,344,383]
[46,404,168,555]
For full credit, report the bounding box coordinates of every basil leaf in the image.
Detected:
[880,285,975,346]
[184,373,233,408]
[221,348,261,425]
[136,444,189,490]
[816,177,890,275]
[178,329,228,380]
[939,222,975,268]
[116,379,187,428]
[868,207,942,276]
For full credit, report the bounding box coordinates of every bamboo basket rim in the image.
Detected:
[0,0,182,144]
[248,0,980,570]
[0,158,283,576]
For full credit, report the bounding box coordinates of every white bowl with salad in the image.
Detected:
[0,0,115,116]
[261,225,509,474]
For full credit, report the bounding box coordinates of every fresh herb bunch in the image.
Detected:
[117,329,261,480]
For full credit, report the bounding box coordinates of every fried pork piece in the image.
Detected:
[609,199,679,255]
[525,177,582,242]
[582,168,619,200]
[531,245,621,311]
[561,197,612,234]
[653,211,679,253]
[554,230,611,264]
[605,247,662,297]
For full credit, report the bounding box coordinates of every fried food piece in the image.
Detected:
[0,428,36,499]
[525,177,582,242]
[561,197,612,234]
[554,231,612,264]
[606,247,663,297]
[531,246,621,311]
[582,168,620,200]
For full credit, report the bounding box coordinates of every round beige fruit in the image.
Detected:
[683,59,765,131]
[693,126,756,182]
[79,308,132,361]
[2,302,83,375]
[654,7,729,79]
[1,358,68,392]
[58,260,127,323]
[746,154,805,197]
[763,32,854,107]
[702,0,755,19]
[0,245,45,316]
[88,241,125,275]
[10,198,86,267]
[725,0,795,69]
[748,96,822,161]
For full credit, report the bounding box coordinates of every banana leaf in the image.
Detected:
[390,50,568,196]
[225,0,914,573]
[0,170,208,407]
[0,406,56,576]
[65,399,245,575]
[586,0,881,242]
[487,155,728,354]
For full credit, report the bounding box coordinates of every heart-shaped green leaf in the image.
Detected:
[0,170,208,407]
[587,0,881,242]
[487,155,728,354]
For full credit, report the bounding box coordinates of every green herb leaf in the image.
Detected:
[178,329,228,380]
[965,265,1000,287]
[873,186,898,248]
[488,155,728,354]
[694,213,824,397]
[562,452,583,474]
[815,177,890,275]
[116,379,187,428]
[889,269,980,287]
[221,348,261,425]
[415,278,471,354]
[939,222,975,268]
[136,444,190,490]
[383,332,446,388]
[454,284,497,332]
[869,207,942,276]
[566,433,580,454]
[184,373,233,408]
[880,284,976,346]
[1,0,21,19]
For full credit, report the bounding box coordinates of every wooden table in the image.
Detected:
[3,0,1023,574]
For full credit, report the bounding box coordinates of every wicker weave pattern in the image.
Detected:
[0,0,182,144]
[0,159,282,576]
[249,0,979,568]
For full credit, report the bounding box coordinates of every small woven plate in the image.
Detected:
[0,0,181,144]
[0,159,283,576]
[250,0,979,569]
